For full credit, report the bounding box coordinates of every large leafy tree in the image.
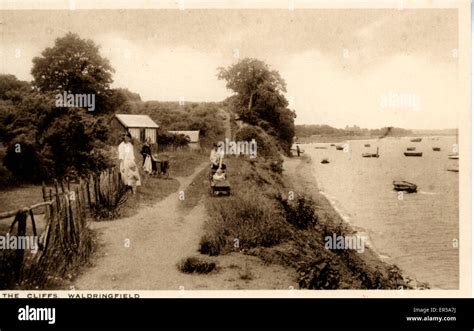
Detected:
[1,33,119,182]
[218,58,295,152]
[31,32,115,114]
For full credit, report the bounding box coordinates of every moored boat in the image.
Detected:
[361,147,379,158]
[410,138,422,142]
[321,158,330,164]
[364,144,371,147]
[404,152,422,157]
[335,145,344,150]
[432,147,441,151]
[407,147,416,151]
[448,153,459,160]
[393,180,417,193]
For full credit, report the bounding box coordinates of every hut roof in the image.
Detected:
[115,114,159,128]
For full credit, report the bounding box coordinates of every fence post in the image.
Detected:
[49,188,54,218]
[41,182,49,221]
[13,210,28,281]
[86,177,92,209]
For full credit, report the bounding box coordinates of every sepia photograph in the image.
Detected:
[0,0,471,298]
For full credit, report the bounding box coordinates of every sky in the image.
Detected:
[0,9,460,129]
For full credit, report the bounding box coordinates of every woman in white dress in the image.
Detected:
[118,133,141,194]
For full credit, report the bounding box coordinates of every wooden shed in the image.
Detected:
[112,114,159,143]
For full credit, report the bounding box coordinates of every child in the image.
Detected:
[212,168,226,182]
[127,164,141,194]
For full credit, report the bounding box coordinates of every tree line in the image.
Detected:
[296,124,413,138]
[0,33,296,185]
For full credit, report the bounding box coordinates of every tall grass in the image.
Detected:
[199,191,291,256]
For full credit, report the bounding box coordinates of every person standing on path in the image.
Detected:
[118,132,141,194]
[210,143,224,170]
[141,137,153,175]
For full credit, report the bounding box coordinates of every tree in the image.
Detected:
[31,32,115,114]
[0,33,120,182]
[217,58,295,153]
[218,58,286,115]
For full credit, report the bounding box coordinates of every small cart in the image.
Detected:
[209,164,231,196]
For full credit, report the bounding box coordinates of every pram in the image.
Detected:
[209,163,230,196]
[151,154,170,178]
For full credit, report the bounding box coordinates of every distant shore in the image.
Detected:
[297,134,457,144]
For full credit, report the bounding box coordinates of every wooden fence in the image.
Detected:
[0,167,127,289]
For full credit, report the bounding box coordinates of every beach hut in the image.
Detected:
[168,130,200,150]
[112,114,159,143]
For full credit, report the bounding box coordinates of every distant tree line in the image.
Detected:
[295,124,413,138]
[136,101,225,148]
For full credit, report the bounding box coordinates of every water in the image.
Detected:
[305,136,459,289]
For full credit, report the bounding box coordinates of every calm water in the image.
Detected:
[305,136,459,289]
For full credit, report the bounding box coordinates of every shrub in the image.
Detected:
[278,195,318,229]
[178,257,217,274]
[269,158,283,174]
[199,232,227,256]
[297,257,341,289]
[235,125,280,160]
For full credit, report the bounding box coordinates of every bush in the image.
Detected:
[269,158,283,174]
[235,125,281,160]
[297,257,341,289]
[3,139,51,183]
[278,195,318,229]
[199,232,227,256]
[178,257,217,274]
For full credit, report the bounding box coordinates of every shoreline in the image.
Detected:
[283,154,429,289]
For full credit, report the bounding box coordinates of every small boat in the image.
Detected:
[362,147,379,158]
[404,152,422,157]
[448,153,459,160]
[364,144,371,147]
[393,181,417,193]
[314,146,328,149]
[407,147,416,151]
[432,147,441,151]
[321,158,330,164]
[447,168,459,172]
[335,145,344,150]
[410,138,422,142]
[330,144,335,146]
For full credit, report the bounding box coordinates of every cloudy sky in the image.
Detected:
[0,9,460,128]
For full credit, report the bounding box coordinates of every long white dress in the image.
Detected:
[118,142,141,186]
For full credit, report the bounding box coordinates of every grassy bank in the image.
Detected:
[197,148,423,289]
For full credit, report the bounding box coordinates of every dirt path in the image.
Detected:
[74,161,295,290]
[74,163,211,290]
